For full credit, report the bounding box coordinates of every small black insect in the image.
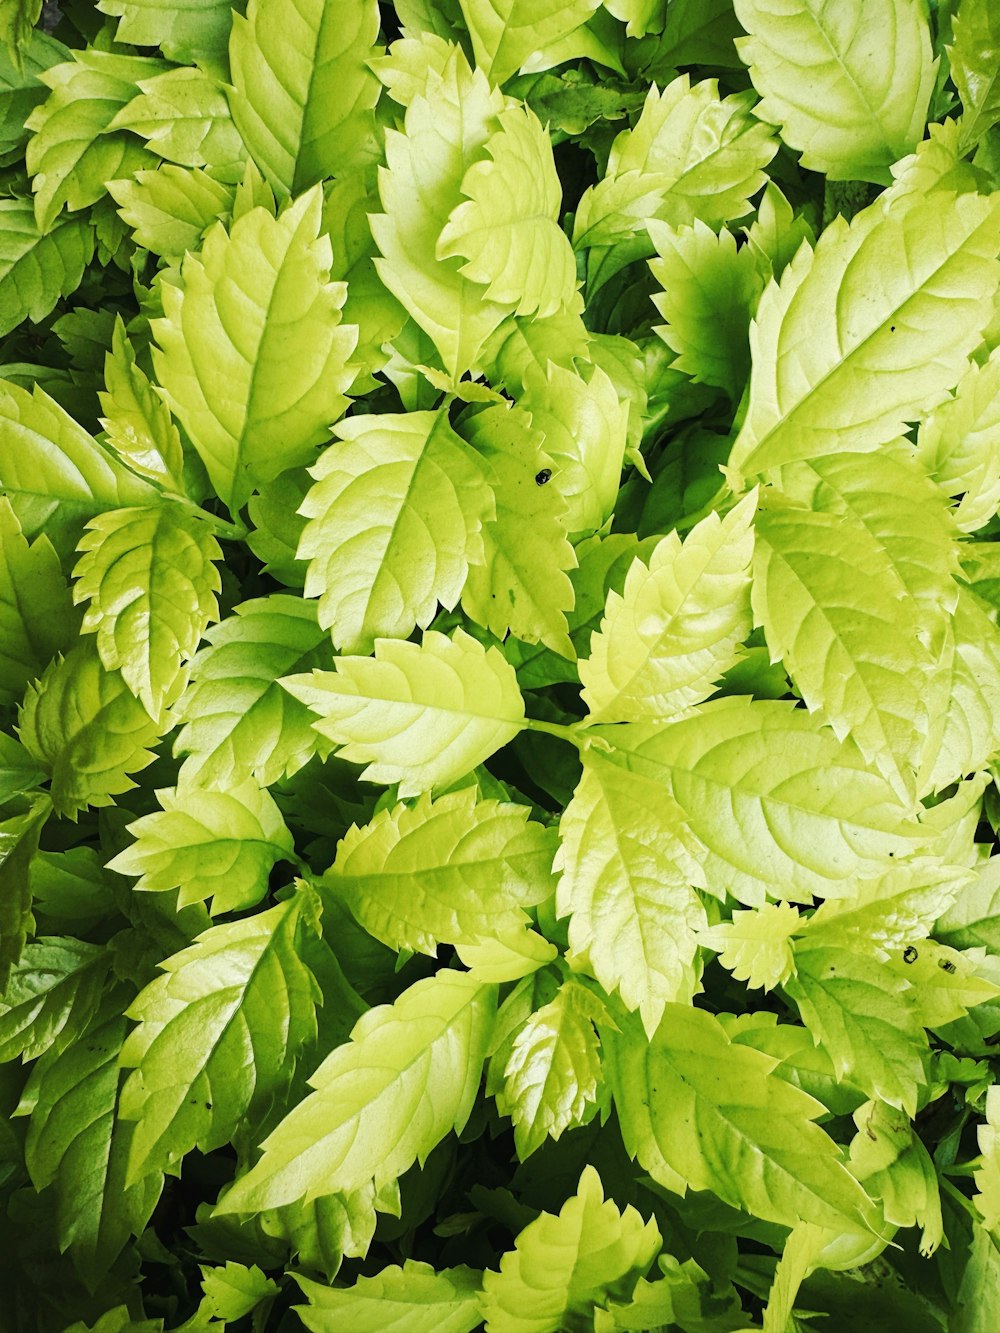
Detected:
[534,468,552,485]
[939,958,957,974]
[902,945,918,964]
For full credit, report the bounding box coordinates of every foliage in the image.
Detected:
[0,0,999,1329]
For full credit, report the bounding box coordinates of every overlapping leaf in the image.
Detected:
[282,628,525,796]
[0,497,78,706]
[72,503,222,717]
[228,0,382,195]
[151,185,358,511]
[606,1004,878,1232]
[0,936,108,1063]
[727,189,1000,484]
[294,1262,483,1333]
[110,65,245,173]
[298,408,495,654]
[321,787,556,957]
[460,404,577,658]
[580,490,756,723]
[480,1165,660,1333]
[216,969,496,1211]
[0,200,93,338]
[107,776,295,914]
[734,0,936,183]
[18,641,165,818]
[601,697,924,905]
[116,890,322,1182]
[555,749,705,1035]
[172,595,330,788]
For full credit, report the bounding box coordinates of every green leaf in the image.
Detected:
[974,1084,1000,1231]
[437,103,578,319]
[322,787,556,957]
[460,404,577,659]
[479,1164,660,1333]
[96,0,236,62]
[554,748,705,1035]
[107,163,233,258]
[0,794,49,992]
[369,44,512,380]
[116,890,321,1183]
[937,855,1000,954]
[494,975,607,1157]
[0,199,94,338]
[0,380,155,547]
[647,219,759,399]
[13,998,163,1279]
[229,0,382,195]
[72,503,222,717]
[0,495,79,706]
[949,0,1000,151]
[601,697,922,906]
[847,1098,942,1255]
[916,344,1000,534]
[572,74,778,249]
[751,498,950,802]
[282,628,526,797]
[0,29,65,157]
[293,1262,483,1333]
[733,0,936,183]
[784,941,930,1114]
[151,184,358,512]
[172,595,330,788]
[517,361,629,535]
[457,0,601,85]
[606,1003,878,1232]
[107,774,295,914]
[698,901,801,992]
[0,0,41,61]
[0,936,108,1063]
[216,969,495,1211]
[25,49,165,231]
[298,407,495,655]
[0,731,46,806]
[579,490,756,724]
[98,315,186,492]
[726,190,1000,485]
[199,1261,280,1321]
[109,65,246,173]
[18,641,165,819]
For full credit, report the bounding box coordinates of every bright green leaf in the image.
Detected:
[916,344,1000,534]
[25,49,165,231]
[555,748,705,1035]
[96,0,236,62]
[601,697,922,906]
[73,503,222,717]
[229,0,381,195]
[698,901,801,992]
[726,190,1000,485]
[216,969,495,1210]
[479,1164,660,1333]
[108,163,234,257]
[0,199,94,338]
[18,641,165,819]
[949,0,1000,151]
[606,1003,878,1232]
[437,103,578,319]
[110,64,246,173]
[107,774,295,914]
[116,890,321,1183]
[322,787,556,957]
[298,407,495,655]
[733,0,936,183]
[282,628,526,797]
[98,315,186,492]
[293,1262,483,1333]
[151,185,358,512]
[460,403,577,659]
[580,490,756,724]
[457,0,601,85]
[172,594,330,788]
